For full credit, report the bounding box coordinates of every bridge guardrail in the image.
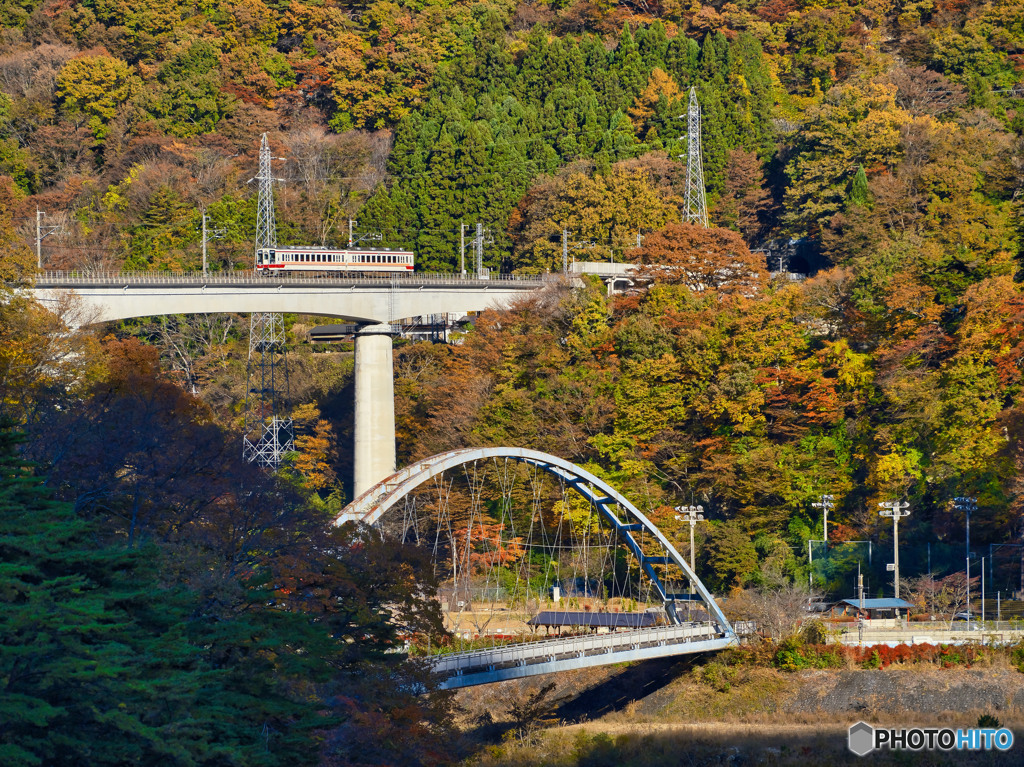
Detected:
[429,622,720,674]
[33,270,556,288]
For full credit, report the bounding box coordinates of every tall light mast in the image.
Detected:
[683,87,709,228]
[243,134,293,469]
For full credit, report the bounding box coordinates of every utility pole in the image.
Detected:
[201,212,226,276]
[35,210,59,270]
[475,222,484,277]
[879,500,911,600]
[967,555,972,629]
[562,228,569,274]
[858,562,865,646]
[982,556,986,623]
[808,539,813,590]
[460,222,466,275]
[348,220,382,248]
[680,87,709,228]
[243,133,293,470]
[812,494,835,547]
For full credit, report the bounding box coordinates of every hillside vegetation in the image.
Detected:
[2,0,1024,590]
[1,3,1024,763]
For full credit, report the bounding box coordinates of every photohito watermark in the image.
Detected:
[848,722,1014,756]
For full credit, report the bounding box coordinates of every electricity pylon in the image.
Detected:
[243,134,293,469]
[682,87,709,228]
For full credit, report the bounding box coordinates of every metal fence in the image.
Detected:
[810,539,1024,602]
[429,621,720,674]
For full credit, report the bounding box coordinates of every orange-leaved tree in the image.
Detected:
[629,222,768,297]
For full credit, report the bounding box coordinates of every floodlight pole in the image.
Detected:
[878,500,910,600]
[812,494,835,548]
[675,505,705,622]
[954,496,977,560]
[674,505,705,572]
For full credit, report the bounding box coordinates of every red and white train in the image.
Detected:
[256,246,414,273]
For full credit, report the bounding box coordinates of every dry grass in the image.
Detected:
[459,661,1024,765]
[470,721,1023,766]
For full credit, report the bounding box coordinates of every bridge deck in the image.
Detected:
[430,622,735,689]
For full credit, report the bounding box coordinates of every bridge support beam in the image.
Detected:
[353,324,396,498]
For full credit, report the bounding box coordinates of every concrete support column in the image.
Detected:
[353,324,396,498]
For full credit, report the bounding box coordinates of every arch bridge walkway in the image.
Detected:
[337,446,738,689]
[428,622,730,689]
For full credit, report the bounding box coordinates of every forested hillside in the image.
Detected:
[2,2,1024,761]
[1,0,1023,587]
[1,0,1022,270]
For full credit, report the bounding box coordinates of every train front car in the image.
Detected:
[255,246,414,275]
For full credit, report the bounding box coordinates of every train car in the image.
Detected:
[256,246,414,273]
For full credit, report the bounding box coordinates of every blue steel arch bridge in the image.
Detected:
[335,447,737,689]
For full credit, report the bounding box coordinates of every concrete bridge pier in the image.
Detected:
[353,323,397,498]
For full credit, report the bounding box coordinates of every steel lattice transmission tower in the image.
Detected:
[243,134,293,469]
[682,87,709,228]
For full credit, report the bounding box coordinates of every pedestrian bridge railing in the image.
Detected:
[429,622,735,688]
[32,270,554,288]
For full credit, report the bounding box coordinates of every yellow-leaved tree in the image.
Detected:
[55,54,138,140]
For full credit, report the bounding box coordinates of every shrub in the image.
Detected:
[801,620,830,645]
[694,660,738,691]
[772,638,844,671]
[1010,641,1024,673]
[978,714,1001,729]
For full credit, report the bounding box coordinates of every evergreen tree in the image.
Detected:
[417,128,460,270]
[638,22,669,72]
[0,423,319,765]
[516,27,548,101]
[614,24,646,104]
[666,35,700,87]
[849,165,870,207]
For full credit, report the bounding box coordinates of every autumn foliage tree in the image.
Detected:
[629,222,768,297]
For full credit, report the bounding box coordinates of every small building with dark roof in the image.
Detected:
[527,611,658,633]
[833,598,915,619]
